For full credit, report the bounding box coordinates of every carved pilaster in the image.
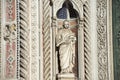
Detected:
[97,0,108,80]
[83,0,92,80]
[42,0,51,80]
[78,19,84,80]
[19,0,30,80]
[51,17,57,80]
[30,0,39,80]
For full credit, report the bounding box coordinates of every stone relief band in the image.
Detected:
[30,0,39,80]
[97,0,108,80]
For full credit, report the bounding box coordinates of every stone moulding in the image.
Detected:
[97,0,108,79]
[0,0,1,79]
[97,0,113,80]
[18,0,30,80]
[30,0,39,80]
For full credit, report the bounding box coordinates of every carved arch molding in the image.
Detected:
[0,0,113,80]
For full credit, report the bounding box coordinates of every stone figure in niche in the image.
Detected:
[56,20,76,73]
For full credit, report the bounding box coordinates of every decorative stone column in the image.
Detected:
[42,0,52,80]
[51,16,57,80]
[77,19,84,80]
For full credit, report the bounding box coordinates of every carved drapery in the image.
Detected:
[97,0,108,80]
[42,0,51,80]
[19,0,30,80]
[83,0,92,80]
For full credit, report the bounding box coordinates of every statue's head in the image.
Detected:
[63,20,69,29]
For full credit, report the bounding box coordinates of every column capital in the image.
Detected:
[52,16,57,27]
[77,19,84,29]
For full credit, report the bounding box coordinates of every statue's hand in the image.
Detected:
[69,35,76,43]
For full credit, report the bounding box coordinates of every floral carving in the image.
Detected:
[97,0,108,80]
[4,24,16,42]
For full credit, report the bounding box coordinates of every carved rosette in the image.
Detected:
[97,0,108,80]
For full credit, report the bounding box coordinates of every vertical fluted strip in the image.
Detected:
[43,0,51,80]
[83,1,92,80]
[19,0,29,80]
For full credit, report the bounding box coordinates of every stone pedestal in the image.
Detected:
[57,73,77,80]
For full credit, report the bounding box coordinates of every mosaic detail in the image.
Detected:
[5,42,16,78]
[6,0,15,22]
[3,24,17,78]
[3,0,17,79]
[3,23,17,78]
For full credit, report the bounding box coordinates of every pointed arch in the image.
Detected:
[53,0,84,19]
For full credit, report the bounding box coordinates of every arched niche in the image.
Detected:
[56,0,79,76]
[53,0,84,19]
[51,0,85,80]
[56,0,79,29]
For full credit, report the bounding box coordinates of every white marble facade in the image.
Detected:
[0,0,113,80]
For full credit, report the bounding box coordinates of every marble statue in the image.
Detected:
[56,20,76,73]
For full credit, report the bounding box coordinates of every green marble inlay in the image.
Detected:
[113,0,120,80]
